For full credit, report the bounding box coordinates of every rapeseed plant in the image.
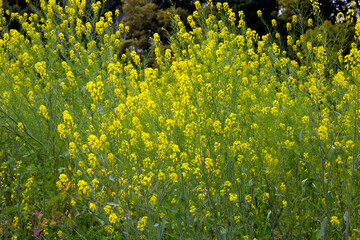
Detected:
[1,0,360,239]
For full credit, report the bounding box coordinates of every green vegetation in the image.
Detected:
[1,0,360,239]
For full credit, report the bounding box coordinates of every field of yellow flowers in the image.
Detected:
[1,0,360,239]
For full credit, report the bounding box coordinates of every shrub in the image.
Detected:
[1,0,360,239]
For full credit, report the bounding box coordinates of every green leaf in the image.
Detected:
[26,164,37,172]
[46,193,66,209]
[220,227,227,238]
[267,210,272,219]
[159,215,166,240]
[343,211,349,222]
[215,228,223,240]
[175,218,183,236]
[6,157,16,165]
[106,202,121,207]
[316,217,328,240]
[132,204,146,210]
[1,205,18,215]
[94,215,105,225]
[306,131,316,136]
[109,175,115,182]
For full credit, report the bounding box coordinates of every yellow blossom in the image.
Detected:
[89,203,97,212]
[137,216,148,231]
[109,213,118,224]
[229,193,238,202]
[330,216,340,225]
[271,19,277,27]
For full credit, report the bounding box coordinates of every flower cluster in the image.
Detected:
[1,0,360,239]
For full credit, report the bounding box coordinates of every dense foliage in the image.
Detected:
[3,0,359,52]
[1,0,360,239]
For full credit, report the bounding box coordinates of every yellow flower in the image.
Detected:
[92,178,99,189]
[336,12,345,23]
[56,173,69,190]
[38,105,49,120]
[17,122,24,133]
[308,18,313,27]
[88,134,101,150]
[137,216,149,231]
[69,142,77,158]
[330,216,340,225]
[198,193,205,200]
[87,168,93,175]
[213,120,222,134]
[34,61,47,77]
[229,193,238,202]
[105,225,114,234]
[286,22,291,31]
[153,33,161,44]
[130,51,141,66]
[271,19,277,27]
[257,10,262,17]
[245,194,252,203]
[109,213,118,224]
[195,1,201,10]
[317,125,328,141]
[224,181,231,188]
[190,205,196,213]
[77,180,90,195]
[89,203,96,212]
[302,116,310,124]
[149,194,157,206]
[263,192,269,201]
[104,205,112,214]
